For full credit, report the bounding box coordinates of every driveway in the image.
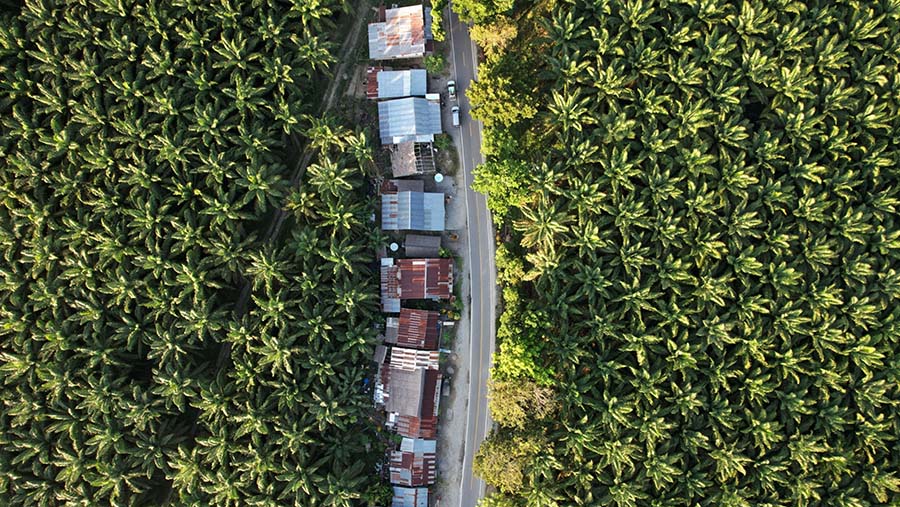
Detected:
[437,7,496,507]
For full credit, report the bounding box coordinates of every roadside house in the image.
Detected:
[378,97,442,145]
[381,179,444,232]
[389,438,438,486]
[368,5,433,60]
[375,364,442,439]
[367,68,428,100]
[381,258,454,312]
[392,486,428,507]
[403,234,441,257]
[385,308,441,350]
[391,142,435,177]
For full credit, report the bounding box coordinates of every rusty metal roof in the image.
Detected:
[368,5,429,60]
[385,308,440,349]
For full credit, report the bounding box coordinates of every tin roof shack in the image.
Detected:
[385,308,441,350]
[381,258,453,312]
[376,364,442,439]
[392,486,428,507]
[403,234,441,257]
[368,5,433,60]
[390,346,440,371]
[389,438,437,486]
[381,179,445,231]
[367,68,428,100]
[378,97,442,145]
[391,142,435,177]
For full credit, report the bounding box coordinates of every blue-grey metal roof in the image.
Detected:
[424,7,433,40]
[382,191,445,231]
[392,487,428,507]
[378,98,443,145]
[378,69,428,99]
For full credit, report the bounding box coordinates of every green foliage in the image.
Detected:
[488,378,557,429]
[495,244,525,286]
[473,431,541,494]
[423,53,446,75]
[0,2,382,505]
[492,337,551,384]
[452,0,514,24]
[431,0,447,41]
[481,0,900,504]
[472,159,532,218]
[434,132,454,151]
[468,64,537,127]
[470,16,517,60]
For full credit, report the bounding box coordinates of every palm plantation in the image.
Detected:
[469,0,900,504]
[0,1,385,505]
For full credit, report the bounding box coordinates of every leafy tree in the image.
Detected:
[424,54,446,75]
[472,159,532,218]
[488,379,557,429]
[453,0,514,24]
[470,16,518,60]
[468,66,537,127]
[473,431,541,494]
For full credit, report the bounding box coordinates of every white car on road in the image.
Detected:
[451,106,460,127]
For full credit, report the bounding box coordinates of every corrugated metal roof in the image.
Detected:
[385,309,440,349]
[390,347,440,371]
[368,5,428,60]
[392,486,428,507]
[381,258,401,313]
[382,191,445,231]
[378,98,442,145]
[404,234,441,257]
[389,440,437,486]
[400,437,437,453]
[377,69,428,99]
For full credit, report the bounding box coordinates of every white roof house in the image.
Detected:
[378,97,442,145]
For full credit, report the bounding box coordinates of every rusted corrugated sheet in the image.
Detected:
[396,308,440,349]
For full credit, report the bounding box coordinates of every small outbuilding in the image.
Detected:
[403,234,441,257]
[367,68,428,100]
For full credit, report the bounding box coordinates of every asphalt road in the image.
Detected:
[447,9,497,507]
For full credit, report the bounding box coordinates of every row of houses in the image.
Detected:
[367,5,452,506]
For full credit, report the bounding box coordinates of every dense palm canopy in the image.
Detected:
[0,1,382,505]
[471,0,900,504]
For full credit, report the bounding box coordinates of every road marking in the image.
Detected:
[448,9,478,507]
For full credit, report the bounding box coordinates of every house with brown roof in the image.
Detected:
[375,364,442,439]
[381,258,453,312]
[389,438,437,486]
[385,308,441,350]
[368,5,433,60]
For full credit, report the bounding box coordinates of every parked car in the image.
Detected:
[451,106,460,127]
[447,80,456,100]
